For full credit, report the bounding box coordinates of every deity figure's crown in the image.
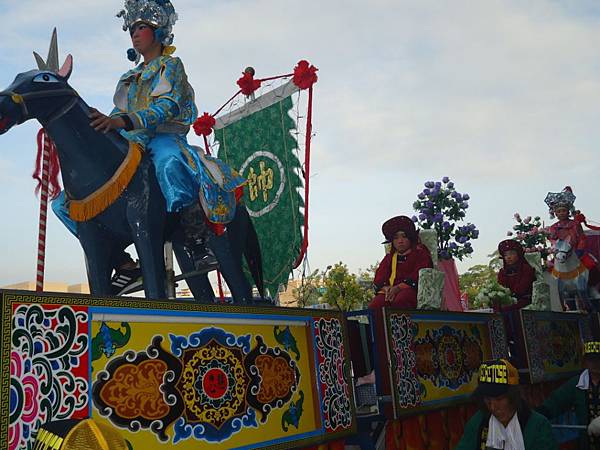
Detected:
[544,186,576,213]
[117,0,178,45]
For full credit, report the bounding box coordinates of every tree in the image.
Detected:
[459,251,503,309]
[459,264,497,302]
[292,269,322,308]
[322,262,371,312]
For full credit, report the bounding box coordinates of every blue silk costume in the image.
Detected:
[52,52,245,233]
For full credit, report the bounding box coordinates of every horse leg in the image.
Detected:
[227,205,264,298]
[77,222,114,296]
[171,229,216,303]
[209,230,253,304]
[557,279,570,311]
[577,272,592,311]
[129,219,167,299]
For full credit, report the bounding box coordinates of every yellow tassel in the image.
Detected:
[162,45,176,56]
[389,251,398,286]
[69,143,142,222]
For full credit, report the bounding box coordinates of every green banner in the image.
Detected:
[214,89,303,297]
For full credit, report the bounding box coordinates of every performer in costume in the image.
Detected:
[369,215,433,310]
[537,341,600,450]
[356,216,432,387]
[545,186,597,270]
[52,0,246,278]
[496,239,536,312]
[456,359,558,450]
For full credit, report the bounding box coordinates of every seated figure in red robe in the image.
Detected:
[356,216,433,387]
[497,239,536,312]
[369,215,433,310]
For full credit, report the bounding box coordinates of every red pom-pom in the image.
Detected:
[193,112,216,137]
[293,60,318,90]
[236,72,261,96]
[575,212,586,224]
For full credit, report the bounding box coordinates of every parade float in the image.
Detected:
[1,13,600,450]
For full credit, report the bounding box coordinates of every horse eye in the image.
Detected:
[33,73,59,83]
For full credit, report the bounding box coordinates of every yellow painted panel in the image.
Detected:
[90,319,320,449]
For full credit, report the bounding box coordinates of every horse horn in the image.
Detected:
[46,28,60,72]
[33,28,60,72]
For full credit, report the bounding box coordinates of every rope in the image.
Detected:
[293,84,313,268]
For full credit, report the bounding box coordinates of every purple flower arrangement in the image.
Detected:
[412,177,479,261]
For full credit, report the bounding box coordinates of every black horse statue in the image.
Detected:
[0,35,262,302]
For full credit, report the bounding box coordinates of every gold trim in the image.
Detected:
[69,143,142,222]
[551,263,587,280]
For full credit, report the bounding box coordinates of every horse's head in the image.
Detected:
[553,239,572,264]
[0,29,76,134]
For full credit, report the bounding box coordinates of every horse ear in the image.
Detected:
[58,54,73,79]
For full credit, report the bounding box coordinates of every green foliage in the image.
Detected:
[458,250,510,309]
[459,264,497,302]
[292,269,322,308]
[322,262,372,312]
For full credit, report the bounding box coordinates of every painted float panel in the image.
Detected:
[0,290,355,450]
[383,309,508,418]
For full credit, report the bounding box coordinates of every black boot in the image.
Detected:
[180,202,218,272]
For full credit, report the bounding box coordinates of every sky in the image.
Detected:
[1,0,600,288]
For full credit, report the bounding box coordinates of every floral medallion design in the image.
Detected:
[9,304,89,450]
[313,317,352,432]
[92,327,300,444]
[413,324,483,390]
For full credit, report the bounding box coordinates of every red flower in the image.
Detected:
[236,72,261,96]
[293,60,318,90]
[193,112,216,137]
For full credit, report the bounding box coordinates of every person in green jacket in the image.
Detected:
[455,359,558,450]
[537,341,600,450]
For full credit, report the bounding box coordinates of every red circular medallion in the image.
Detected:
[203,368,228,399]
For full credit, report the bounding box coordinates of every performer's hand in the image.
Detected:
[386,285,401,302]
[90,108,125,133]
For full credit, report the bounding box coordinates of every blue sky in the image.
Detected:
[1,0,600,287]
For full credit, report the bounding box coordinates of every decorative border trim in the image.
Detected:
[0,290,356,450]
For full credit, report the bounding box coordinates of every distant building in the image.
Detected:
[1,281,90,294]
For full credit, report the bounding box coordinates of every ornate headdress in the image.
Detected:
[117,0,178,61]
[544,186,576,217]
[381,215,418,244]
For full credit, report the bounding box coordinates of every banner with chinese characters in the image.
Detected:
[1,290,355,450]
[383,309,508,418]
[214,81,303,297]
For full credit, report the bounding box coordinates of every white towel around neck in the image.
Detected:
[577,369,590,390]
[486,412,525,450]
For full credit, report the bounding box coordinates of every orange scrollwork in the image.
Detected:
[98,360,170,420]
[255,355,296,404]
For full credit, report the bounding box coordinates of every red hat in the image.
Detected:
[498,239,524,258]
[382,216,417,244]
